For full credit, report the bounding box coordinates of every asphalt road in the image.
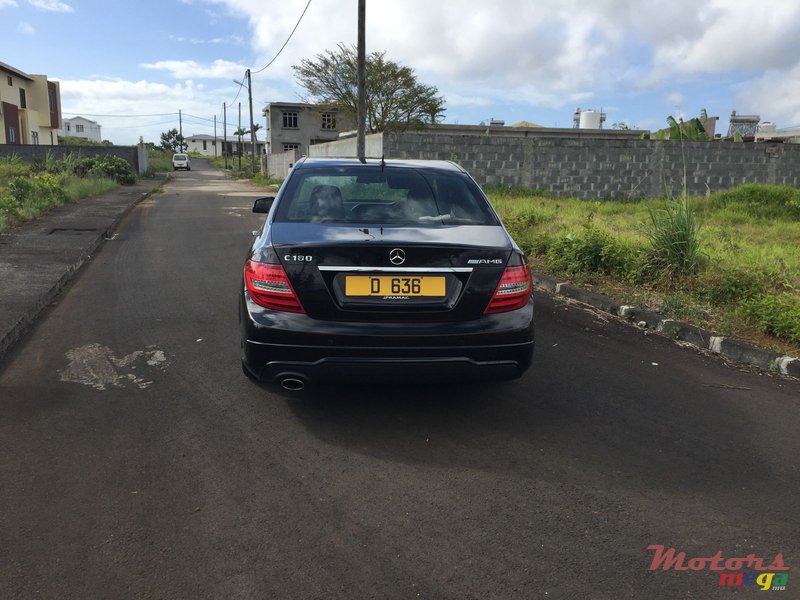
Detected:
[1,160,799,599]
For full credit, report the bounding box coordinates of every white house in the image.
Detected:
[58,116,102,142]
[186,133,265,157]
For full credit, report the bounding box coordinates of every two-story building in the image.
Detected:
[262,102,354,157]
[0,61,62,146]
[58,116,102,142]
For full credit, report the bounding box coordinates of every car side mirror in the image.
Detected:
[252,196,275,214]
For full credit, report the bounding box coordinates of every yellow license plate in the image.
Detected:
[345,275,445,297]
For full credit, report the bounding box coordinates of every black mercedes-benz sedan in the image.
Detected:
[240,157,534,389]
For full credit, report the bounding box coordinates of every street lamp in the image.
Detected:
[233,69,256,173]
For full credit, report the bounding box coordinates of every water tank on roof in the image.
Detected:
[579,110,602,129]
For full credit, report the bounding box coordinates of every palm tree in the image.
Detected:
[234,126,248,169]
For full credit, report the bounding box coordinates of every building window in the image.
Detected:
[321,112,336,129]
[282,111,298,128]
[19,89,27,109]
[76,124,84,133]
[66,124,71,132]
[7,76,11,86]
[203,140,207,150]
[8,127,16,143]
[283,143,300,152]
[32,131,39,145]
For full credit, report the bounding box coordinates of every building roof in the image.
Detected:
[263,101,341,112]
[64,116,100,126]
[510,120,542,128]
[0,61,34,82]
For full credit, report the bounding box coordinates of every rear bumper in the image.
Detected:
[243,342,533,383]
[240,295,534,384]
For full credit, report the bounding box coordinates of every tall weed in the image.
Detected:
[643,196,704,276]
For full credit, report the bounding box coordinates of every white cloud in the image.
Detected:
[0,0,19,8]
[56,76,283,145]
[140,59,248,80]
[17,20,35,34]
[169,33,243,45]
[193,0,800,118]
[736,63,800,127]
[664,92,684,109]
[27,0,73,12]
[43,1,800,140]
[645,1,800,77]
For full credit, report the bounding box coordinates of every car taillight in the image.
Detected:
[484,264,532,314]
[244,260,305,313]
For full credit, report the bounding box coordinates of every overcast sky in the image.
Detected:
[3,0,799,145]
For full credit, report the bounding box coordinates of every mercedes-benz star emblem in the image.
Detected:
[389,248,406,265]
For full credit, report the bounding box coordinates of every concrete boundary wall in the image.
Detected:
[306,131,800,199]
[307,133,384,159]
[267,149,299,180]
[0,145,147,175]
[383,132,800,199]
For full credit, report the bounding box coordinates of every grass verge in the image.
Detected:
[488,183,800,355]
[0,154,135,234]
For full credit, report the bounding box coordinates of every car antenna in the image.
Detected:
[380,155,385,171]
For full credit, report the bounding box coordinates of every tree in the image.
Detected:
[160,128,187,153]
[234,126,248,155]
[293,43,446,133]
[646,109,710,141]
[58,136,113,146]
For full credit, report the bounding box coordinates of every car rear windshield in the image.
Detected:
[173,154,188,160]
[273,166,499,226]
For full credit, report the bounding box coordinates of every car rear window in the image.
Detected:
[173,154,188,160]
[274,166,498,226]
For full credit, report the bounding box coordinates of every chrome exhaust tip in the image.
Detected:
[280,377,306,391]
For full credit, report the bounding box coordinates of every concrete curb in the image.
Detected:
[532,272,800,378]
[0,184,157,362]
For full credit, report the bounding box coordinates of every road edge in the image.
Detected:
[532,272,800,379]
[0,186,156,363]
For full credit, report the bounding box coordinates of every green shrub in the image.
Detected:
[0,156,31,182]
[547,225,641,279]
[6,173,68,219]
[740,293,800,345]
[700,268,769,305]
[712,183,800,220]
[643,196,704,276]
[502,207,543,238]
[75,155,136,184]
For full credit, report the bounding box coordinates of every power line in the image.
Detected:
[62,111,177,118]
[250,0,312,75]
[101,119,182,130]
[225,74,247,111]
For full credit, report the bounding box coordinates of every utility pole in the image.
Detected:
[223,102,228,169]
[213,114,217,159]
[247,68,256,174]
[178,109,183,152]
[357,0,366,163]
[238,102,242,171]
